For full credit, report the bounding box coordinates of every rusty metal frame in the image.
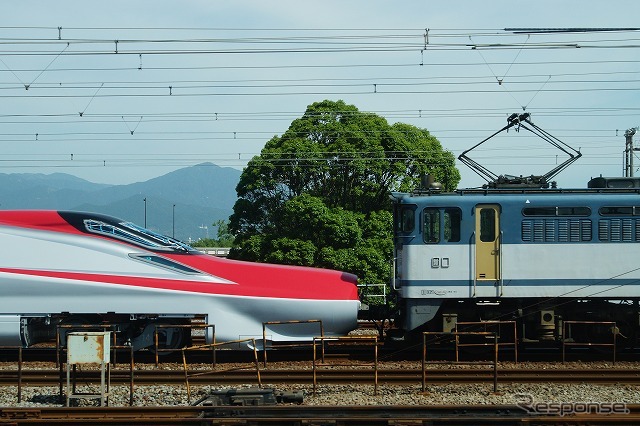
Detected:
[56,324,119,368]
[455,320,518,362]
[154,323,215,367]
[422,331,498,393]
[0,346,23,403]
[56,329,135,407]
[64,332,111,407]
[261,319,324,367]
[56,324,119,406]
[312,336,378,396]
[181,338,261,403]
[562,320,617,364]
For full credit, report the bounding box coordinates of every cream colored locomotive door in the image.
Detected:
[473,204,501,297]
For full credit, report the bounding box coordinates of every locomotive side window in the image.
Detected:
[423,208,440,243]
[400,208,415,233]
[597,206,640,242]
[558,207,590,216]
[523,206,590,216]
[479,208,496,242]
[523,207,556,216]
[599,206,633,216]
[444,208,461,242]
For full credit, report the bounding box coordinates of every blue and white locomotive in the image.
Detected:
[391,175,640,344]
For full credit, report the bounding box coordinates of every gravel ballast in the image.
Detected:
[1,361,639,408]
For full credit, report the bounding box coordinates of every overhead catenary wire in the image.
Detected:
[0,106,636,119]
[0,25,634,182]
[2,75,639,90]
[0,59,639,74]
[0,85,636,99]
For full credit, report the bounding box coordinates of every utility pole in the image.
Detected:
[625,128,639,177]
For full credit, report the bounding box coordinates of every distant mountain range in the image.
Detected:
[0,163,241,243]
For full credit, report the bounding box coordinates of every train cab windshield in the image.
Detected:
[83,218,195,253]
[121,221,194,252]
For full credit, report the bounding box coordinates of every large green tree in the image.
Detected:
[229,100,459,285]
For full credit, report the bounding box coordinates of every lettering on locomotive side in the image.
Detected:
[420,289,454,296]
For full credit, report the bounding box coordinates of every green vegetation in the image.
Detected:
[227,99,460,293]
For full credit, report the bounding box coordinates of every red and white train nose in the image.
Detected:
[0,210,360,350]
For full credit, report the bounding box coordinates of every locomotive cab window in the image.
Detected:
[444,208,462,242]
[423,208,440,243]
[422,207,461,244]
[399,207,415,233]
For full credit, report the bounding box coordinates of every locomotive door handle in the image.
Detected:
[498,231,503,296]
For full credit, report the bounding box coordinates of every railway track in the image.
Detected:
[1,367,639,386]
[1,404,640,425]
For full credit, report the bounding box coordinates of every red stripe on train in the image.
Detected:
[0,267,357,300]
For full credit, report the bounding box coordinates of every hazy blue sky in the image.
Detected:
[2,1,639,188]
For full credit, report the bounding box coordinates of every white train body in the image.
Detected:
[0,211,360,350]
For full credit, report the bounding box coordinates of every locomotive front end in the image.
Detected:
[181,254,361,346]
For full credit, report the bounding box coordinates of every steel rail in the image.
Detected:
[2,405,640,426]
[1,368,640,386]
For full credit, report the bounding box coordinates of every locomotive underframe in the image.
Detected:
[0,313,196,351]
[395,297,640,348]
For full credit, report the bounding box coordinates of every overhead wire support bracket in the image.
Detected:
[458,113,582,189]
